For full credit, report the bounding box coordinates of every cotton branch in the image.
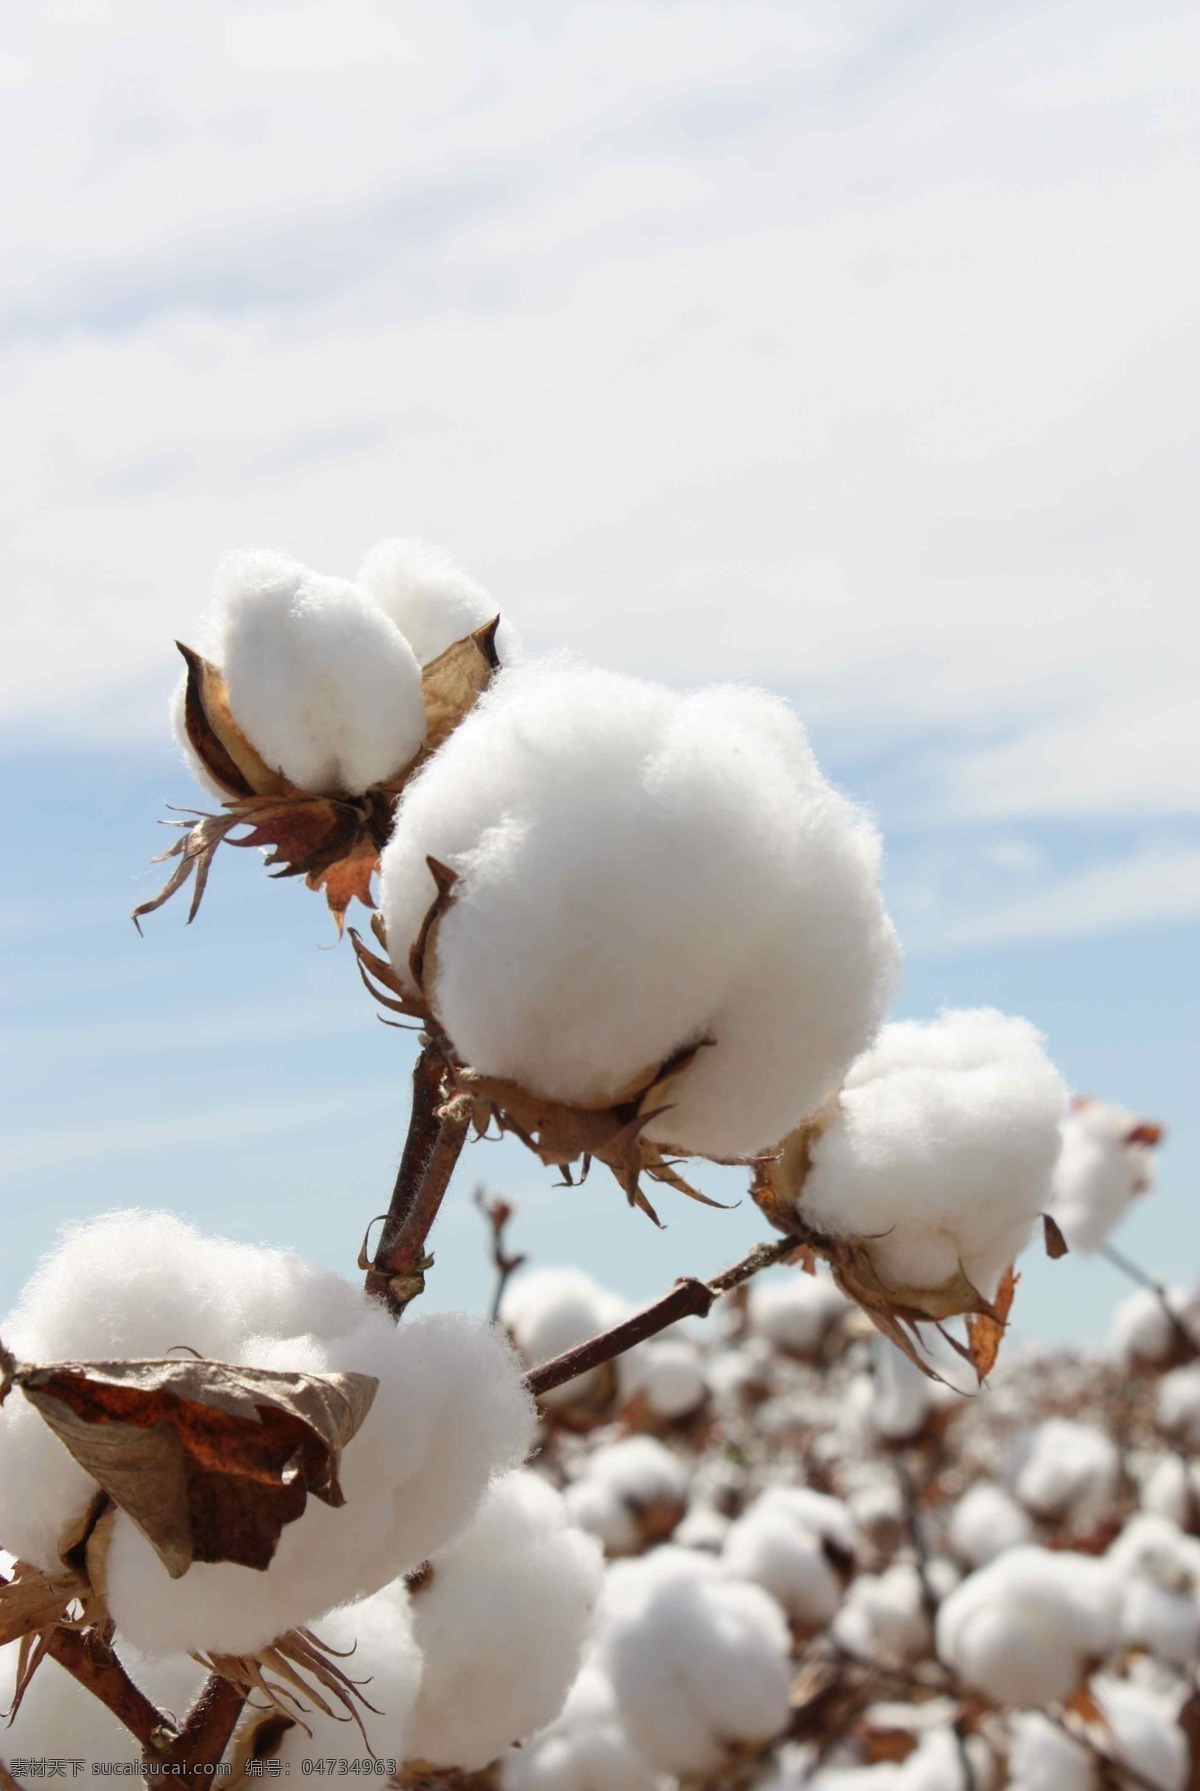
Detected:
[366,1043,470,1316]
[474,1186,527,1322]
[525,1236,798,1399]
[45,1623,173,1752]
[152,1672,249,1774]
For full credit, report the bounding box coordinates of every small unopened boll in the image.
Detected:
[1014,1419,1119,1522]
[935,1546,1118,1707]
[380,662,897,1161]
[407,1471,604,1769]
[722,1485,857,1630]
[104,1309,534,1657]
[217,549,426,794]
[746,1271,851,1360]
[1049,1097,1162,1254]
[564,1438,689,1557]
[796,1009,1067,1301]
[948,1482,1032,1568]
[357,535,513,666]
[600,1549,792,1775]
[498,1663,663,1791]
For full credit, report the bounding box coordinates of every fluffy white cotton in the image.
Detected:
[723,1485,857,1629]
[0,1210,368,1571]
[948,1482,1032,1568]
[1108,1514,1200,1667]
[935,1546,1118,1707]
[1110,1283,1200,1368]
[600,1548,792,1774]
[502,1267,631,1413]
[267,1579,423,1765]
[216,549,425,794]
[1091,1677,1188,1791]
[746,1271,851,1359]
[407,1471,603,1769]
[1049,1098,1161,1254]
[0,1640,206,1772]
[104,1308,534,1656]
[798,1009,1067,1300]
[1156,1363,1200,1448]
[564,1438,689,1557]
[832,1561,955,1669]
[1007,1712,1095,1791]
[1142,1454,1200,1528]
[380,661,897,1160]
[1014,1419,1119,1521]
[358,535,515,666]
[499,1663,663,1791]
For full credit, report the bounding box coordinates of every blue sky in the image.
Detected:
[2,0,1197,1346]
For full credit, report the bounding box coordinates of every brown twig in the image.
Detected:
[474,1187,527,1322]
[526,1237,797,1399]
[366,1044,470,1316]
[47,1623,174,1750]
[151,1672,249,1774]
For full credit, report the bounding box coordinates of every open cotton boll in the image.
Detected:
[1156,1363,1200,1448]
[600,1549,792,1775]
[1108,1514,1200,1667]
[1090,1678,1188,1791]
[620,1338,708,1422]
[564,1438,689,1557]
[1007,1713,1095,1791]
[216,549,425,795]
[722,1486,856,1629]
[380,662,897,1161]
[1141,1454,1200,1528]
[502,1267,632,1413]
[263,1580,422,1765]
[935,1546,1118,1707]
[0,1210,368,1571]
[105,1310,534,1657]
[797,1010,1066,1301]
[407,1470,603,1769]
[357,535,516,666]
[498,1663,665,1791]
[948,1482,1032,1568]
[1049,1098,1160,1255]
[746,1271,851,1359]
[1014,1419,1119,1521]
[1110,1284,1200,1368]
[832,1562,955,1669]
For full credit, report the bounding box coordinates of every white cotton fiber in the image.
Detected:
[358,535,515,666]
[216,549,425,794]
[104,1308,534,1657]
[1110,1284,1200,1368]
[268,1580,423,1765]
[380,662,897,1161]
[1156,1363,1200,1449]
[1006,1712,1095,1791]
[1049,1098,1160,1255]
[0,1210,368,1571]
[948,1482,1031,1568]
[935,1546,1118,1707]
[407,1470,603,1769]
[746,1271,850,1358]
[1014,1419,1119,1521]
[1108,1514,1200,1667]
[621,1337,707,1422]
[498,1663,663,1791]
[798,1009,1067,1300]
[722,1485,856,1629]
[868,1339,936,1443]
[832,1561,953,1669]
[564,1438,689,1557]
[600,1549,792,1775]
[502,1267,631,1413]
[1091,1677,1188,1791]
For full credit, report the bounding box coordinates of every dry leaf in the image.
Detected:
[1043,1213,1069,1259]
[966,1265,1019,1381]
[8,1354,377,1578]
[0,1561,86,1649]
[199,1624,380,1749]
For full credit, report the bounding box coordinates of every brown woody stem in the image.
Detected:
[526,1236,797,1399]
[151,1672,249,1774]
[47,1624,172,1751]
[366,1044,470,1317]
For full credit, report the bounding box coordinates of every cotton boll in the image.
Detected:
[798,1011,1067,1303]
[380,662,896,1161]
[357,535,517,666]
[832,1562,953,1669]
[498,1663,664,1791]
[621,1338,708,1422]
[897,1730,995,1791]
[1049,1098,1161,1255]
[1006,1713,1096,1791]
[601,1550,791,1775]
[1141,1454,1200,1528]
[1092,1678,1188,1791]
[1111,1284,1200,1369]
[722,1486,857,1629]
[935,1547,1118,1707]
[265,1581,422,1765]
[564,1439,689,1557]
[216,549,425,795]
[502,1268,631,1414]
[105,1310,534,1657]
[1156,1364,1200,1449]
[948,1483,1032,1568]
[1014,1419,1119,1521]
[407,1471,603,1769]
[1108,1514,1200,1667]
[746,1272,851,1359]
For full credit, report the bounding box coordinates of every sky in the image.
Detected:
[2,0,1197,1347]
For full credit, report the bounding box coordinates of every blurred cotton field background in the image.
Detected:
[1,0,1197,1337]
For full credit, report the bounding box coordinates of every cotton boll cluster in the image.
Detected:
[935,1546,1118,1706]
[1050,1097,1162,1255]
[793,1010,1066,1303]
[722,1486,857,1630]
[599,1548,792,1775]
[746,1270,852,1361]
[380,661,897,1161]
[1013,1419,1120,1524]
[564,1438,689,1557]
[406,1471,603,1769]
